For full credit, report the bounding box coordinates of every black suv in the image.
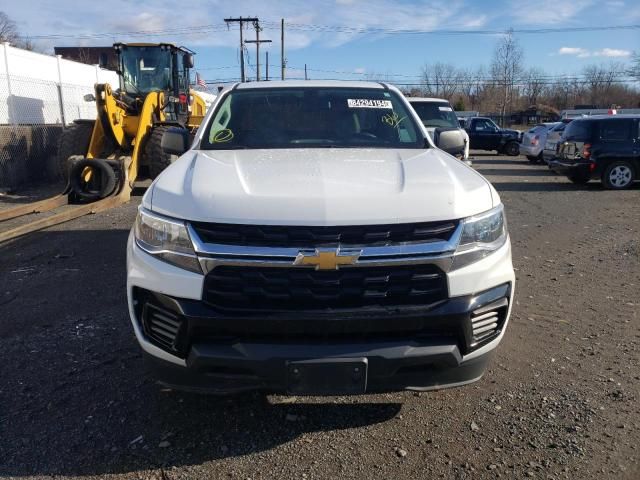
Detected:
[550,115,639,189]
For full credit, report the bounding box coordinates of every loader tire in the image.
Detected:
[57,121,94,181]
[146,125,179,179]
[69,158,117,201]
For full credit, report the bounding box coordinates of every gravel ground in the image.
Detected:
[0,153,638,479]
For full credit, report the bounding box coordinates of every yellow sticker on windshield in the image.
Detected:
[212,128,234,143]
[382,112,406,129]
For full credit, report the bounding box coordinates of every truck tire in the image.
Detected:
[567,172,590,185]
[527,153,543,164]
[57,121,94,181]
[146,125,179,179]
[602,161,635,190]
[504,141,519,156]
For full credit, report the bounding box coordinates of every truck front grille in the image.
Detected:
[202,264,448,311]
[190,220,459,248]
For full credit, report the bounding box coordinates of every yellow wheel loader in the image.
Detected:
[0,43,208,242]
[57,42,208,201]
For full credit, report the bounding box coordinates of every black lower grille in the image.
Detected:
[202,264,448,311]
[190,220,458,248]
[470,298,509,346]
[142,302,185,353]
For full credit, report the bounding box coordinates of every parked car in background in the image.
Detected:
[543,119,573,165]
[407,97,469,162]
[520,122,559,163]
[464,117,521,156]
[549,115,640,189]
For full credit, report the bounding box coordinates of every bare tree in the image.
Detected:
[0,11,18,43]
[522,67,546,107]
[582,63,624,107]
[469,66,489,111]
[629,52,640,82]
[457,68,474,105]
[76,48,94,65]
[490,31,523,125]
[20,37,35,51]
[420,64,437,97]
[421,62,460,99]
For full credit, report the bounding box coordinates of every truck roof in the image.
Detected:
[571,114,640,120]
[406,97,449,103]
[233,80,391,90]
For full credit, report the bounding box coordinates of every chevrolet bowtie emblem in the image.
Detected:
[294,248,362,270]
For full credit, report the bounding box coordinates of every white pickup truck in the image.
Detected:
[127,80,514,395]
[407,97,470,163]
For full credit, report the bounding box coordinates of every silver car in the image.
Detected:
[520,123,558,163]
[542,120,573,164]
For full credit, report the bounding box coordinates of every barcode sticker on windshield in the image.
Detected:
[347,99,393,109]
[438,106,453,111]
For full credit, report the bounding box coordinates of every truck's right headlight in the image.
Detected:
[452,204,508,270]
[134,208,202,274]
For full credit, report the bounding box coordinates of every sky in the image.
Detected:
[4,0,639,85]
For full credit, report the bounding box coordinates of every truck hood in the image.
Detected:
[148,148,495,225]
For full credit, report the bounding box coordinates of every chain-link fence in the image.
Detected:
[0,74,65,191]
[0,44,118,192]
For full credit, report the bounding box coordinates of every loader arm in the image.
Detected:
[129,91,165,186]
[88,83,128,158]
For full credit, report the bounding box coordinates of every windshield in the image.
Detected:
[563,120,593,141]
[202,87,424,150]
[410,102,459,128]
[120,46,172,95]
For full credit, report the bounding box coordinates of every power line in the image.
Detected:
[280,65,634,82]
[21,22,640,40]
[24,24,229,40]
[261,22,640,36]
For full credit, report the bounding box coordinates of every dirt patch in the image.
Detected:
[0,154,638,479]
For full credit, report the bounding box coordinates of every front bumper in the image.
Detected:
[127,232,515,394]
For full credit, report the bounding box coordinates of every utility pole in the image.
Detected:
[265,51,269,81]
[224,16,258,82]
[281,18,285,80]
[304,64,308,80]
[245,21,271,82]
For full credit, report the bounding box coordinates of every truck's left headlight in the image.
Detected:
[134,208,202,274]
[452,204,508,270]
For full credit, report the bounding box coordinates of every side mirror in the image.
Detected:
[161,127,190,155]
[434,127,466,155]
[185,54,195,69]
[99,53,108,69]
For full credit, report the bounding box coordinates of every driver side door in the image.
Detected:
[470,119,497,150]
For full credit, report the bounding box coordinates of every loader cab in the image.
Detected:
[112,43,195,122]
